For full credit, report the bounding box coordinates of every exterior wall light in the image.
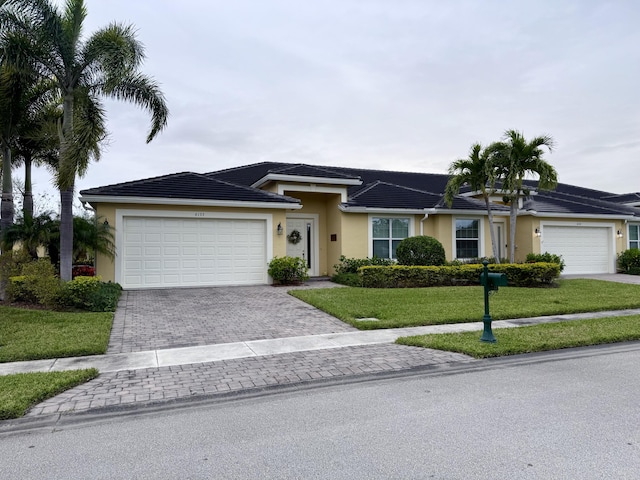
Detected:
[534,228,541,237]
[277,222,283,235]
[617,230,623,238]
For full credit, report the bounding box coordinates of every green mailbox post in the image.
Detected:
[479,260,508,343]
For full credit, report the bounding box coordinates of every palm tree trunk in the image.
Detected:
[484,195,500,262]
[1,142,14,238]
[23,155,33,220]
[59,185,74,281]
[58,92,76,281]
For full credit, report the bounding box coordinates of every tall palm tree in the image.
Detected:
[1,0,168,280]
[12,80,60,220]
[0,61,27,236]
[445,143,501,262]
[492,129,557,263]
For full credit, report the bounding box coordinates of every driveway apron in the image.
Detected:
[107,282,355,354]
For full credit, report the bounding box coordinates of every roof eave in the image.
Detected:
[79,195,302,210]
[252,174,362,189]
[339,205,428,214]
[523,211,638,220]
[429,208,510,216]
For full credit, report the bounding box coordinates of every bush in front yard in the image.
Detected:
[59,276,122,312]
[526,252,565,273]
[331,272,362,287]
[618,249,640,275]
[359,262,560,288]
[7,258,62,307]
[333,255,395,274]
[268,256,309,285]
[396,236,446,266]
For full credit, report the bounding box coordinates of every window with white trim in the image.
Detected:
[372,217,409,259]
[455,218,480,258]
[629,224,640,249]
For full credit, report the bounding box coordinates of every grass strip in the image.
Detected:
[396,315,640,358]
[290,279,640,329]
[0,306,112,363]
[0,369,99,420]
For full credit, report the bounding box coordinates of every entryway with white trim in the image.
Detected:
[286,214,319,277]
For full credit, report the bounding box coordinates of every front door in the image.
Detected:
[286,217,315,276]
[493,222,506,260]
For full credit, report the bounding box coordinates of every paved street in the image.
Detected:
[2,342,639,479]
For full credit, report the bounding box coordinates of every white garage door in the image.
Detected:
[121,217,267,288]
[541,226,612,275]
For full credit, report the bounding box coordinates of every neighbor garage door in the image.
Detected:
[541,225,612,275]
[121,217,267,288]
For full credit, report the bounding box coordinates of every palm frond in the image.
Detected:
[103,72,168,142]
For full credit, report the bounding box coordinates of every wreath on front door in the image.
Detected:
[287,229,302,244]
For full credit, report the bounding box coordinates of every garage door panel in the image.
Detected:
[122,216,267,288]
[542,226,612,275]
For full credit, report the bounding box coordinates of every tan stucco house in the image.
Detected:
[79,162,640,289]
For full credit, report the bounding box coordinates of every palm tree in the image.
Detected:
[12,83,60,220]
[72,215,114,264]
[2,211,55,258]
[1,0,168,280]
[492,129,557,263]
[445,143,502,262]
[0,61,28,236]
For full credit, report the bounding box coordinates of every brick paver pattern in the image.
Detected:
[27,344,471,416]
[108,283,354,354]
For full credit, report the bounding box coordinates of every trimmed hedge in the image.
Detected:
[359,262,560,288]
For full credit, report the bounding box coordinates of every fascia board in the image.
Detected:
[523,211,638,221]
[252,174,362,188]
[79,195,302,210]
[339,205,428,214]
[429,208,510,216]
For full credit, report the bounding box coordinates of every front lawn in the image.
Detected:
[396,315,640,358]
[0,306,113,363]
[0,369,99,420]
[290,279,640,329]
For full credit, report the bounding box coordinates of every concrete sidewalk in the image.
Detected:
[1,307,639,420]
[3,308,640,377]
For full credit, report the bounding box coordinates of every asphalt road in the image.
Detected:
[2,343,639,479]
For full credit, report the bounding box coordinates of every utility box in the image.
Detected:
[479,272,508,290]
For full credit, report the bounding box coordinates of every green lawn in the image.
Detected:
[0,306,113,362]
[0,306,112,420]
[0,369,99,420]
[396,315,640,358]
[290,279,640,329]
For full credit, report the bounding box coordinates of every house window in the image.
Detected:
[372,217,409,259]
[455,219,480,259]
[629,224,640,249]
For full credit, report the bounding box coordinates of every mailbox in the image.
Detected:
[479,272,508,290]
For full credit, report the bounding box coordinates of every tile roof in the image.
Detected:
[80,172,300,205]
[207,162,639,217]
[83,161,640,218]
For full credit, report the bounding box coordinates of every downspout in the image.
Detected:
[420,213,429,236]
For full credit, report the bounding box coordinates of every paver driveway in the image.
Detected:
[108,282,355,354]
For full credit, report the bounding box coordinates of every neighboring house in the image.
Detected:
[79,162,640,289]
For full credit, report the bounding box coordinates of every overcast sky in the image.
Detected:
[26,0,640,208]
